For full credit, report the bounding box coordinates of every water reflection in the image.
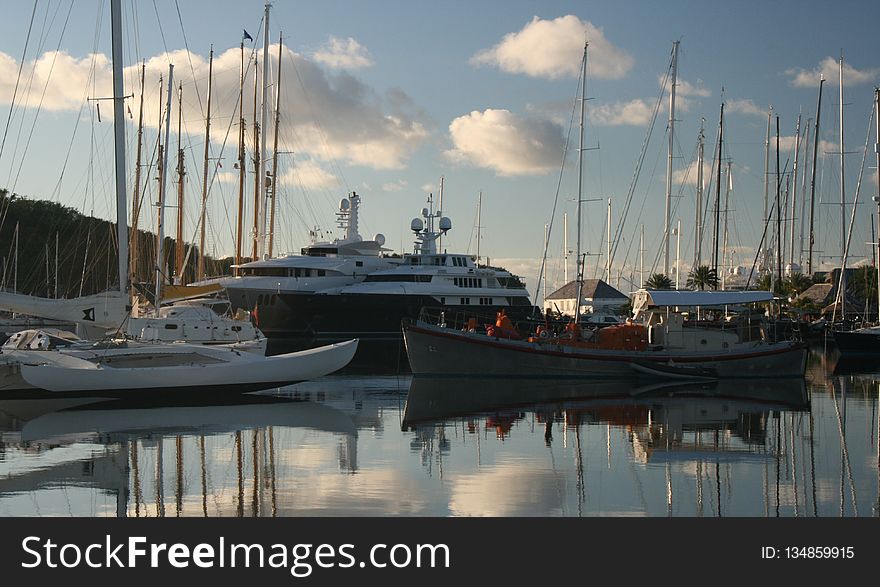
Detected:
[0,368,877,517]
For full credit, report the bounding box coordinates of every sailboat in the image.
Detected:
[401,44,806,380]
[0,0,358,394]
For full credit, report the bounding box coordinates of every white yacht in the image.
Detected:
[242,195,535,343]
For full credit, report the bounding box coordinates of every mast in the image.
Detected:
[722,161,731,289]
[605,198,612,282]
[562,211,568,282]
[438,176,445,253]
[155,64,174,308]
[235,35,247,275]
[268,32,282,258]
[694,119,704,267]
[640,224,645,287]
[251,51,261,261]
[476,191,482,265]
[838,55,846,320]
[799,118,812,268]
[874,87,879,323]
[258,1,272,258]
[807,77,825,275]
[762,107,772,273]
[776,115,782,287]
[712,101,724,289]
[175,82,185,284]
[130,61,145,290]
[110,0,128,294]
[574,42,587,320]
[789,113,802,271]
[664,41,679,277]
[675,219,681,290]
[198,46,214,281]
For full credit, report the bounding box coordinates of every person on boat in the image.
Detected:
[494,309,521,339]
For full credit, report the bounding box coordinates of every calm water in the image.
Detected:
[1,349,878,517]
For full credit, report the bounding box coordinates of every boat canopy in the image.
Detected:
[633,289,773,312]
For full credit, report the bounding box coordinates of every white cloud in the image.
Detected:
[673,159,714,188]
[471,15,633,80]
[658,75,710,98]
[312,37,374,69]
[278,159,339,189]
[0,44,428,170]
[726,98,766,117]
[591,98,653,126]
[421,183,437,194]
[786,56,879,88]
[445,109,564,176]
[382,180,408,192]
[0,50,111,111]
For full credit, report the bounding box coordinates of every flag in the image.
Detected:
[243,29,253,42]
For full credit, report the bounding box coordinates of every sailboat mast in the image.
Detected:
[838,55,846,320]
[574,42,587,320]
[155,64,174,307]
[130,61,145,290]
[762,107,772,273]
[874,87,879,323]
[476,191,482,265]
[563,212,568,282]
[789,114,802,271]
[235,37,246,275]
[175,82,185,284]
[694,119,704,267]
[807,77,824,275]
[251,52,261,261]
[722,161,731,289]
[606,198,612,283]
[799,118,812,269]
[110,0,128,294]
[258,1,272,259]
[776,115,782,287]
[198,47,214,280]
[712,102,724,289]
[664,41,679,277]
[268,32,282,258]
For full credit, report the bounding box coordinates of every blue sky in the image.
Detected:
[1,0,878,297]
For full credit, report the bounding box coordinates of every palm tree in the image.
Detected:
[785,273,813,296]
[686,265,718,290]
[644,273,673,289]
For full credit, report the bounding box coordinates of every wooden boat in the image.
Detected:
[402,289,807,379]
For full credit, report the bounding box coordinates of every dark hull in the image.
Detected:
[233,291,535,343]
[832,330,880,356]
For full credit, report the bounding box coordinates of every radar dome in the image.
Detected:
[410,218,424,232]
[339,198,350,211]
[439,216,452,232]
[374,233,386,246]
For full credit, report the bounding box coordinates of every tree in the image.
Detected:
[686,265,719,290]
[644,273,673,289]
[785,273,813,296]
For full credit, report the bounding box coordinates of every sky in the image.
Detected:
[0,0,878,300]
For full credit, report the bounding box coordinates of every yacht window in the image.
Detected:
[318,269,326,276]
[164,324,178,330]
[460,297,470,305]
[440,297,445,304]
[356,261,363,267]
[232,326,242,332]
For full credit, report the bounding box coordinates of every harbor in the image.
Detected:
[0,0,879,529]
[1,349,878,517]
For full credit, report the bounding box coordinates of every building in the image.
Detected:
[543,279,629,318]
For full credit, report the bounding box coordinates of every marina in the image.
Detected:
[0,0,878,532]
[1,349,878,517]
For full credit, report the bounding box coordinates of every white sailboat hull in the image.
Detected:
[12,339,358,393]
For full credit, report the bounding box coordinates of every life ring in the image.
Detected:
[538,329,549,340]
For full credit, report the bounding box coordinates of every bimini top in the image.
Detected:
[633,289,773,312]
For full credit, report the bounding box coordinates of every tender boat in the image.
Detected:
[0,329,357,395]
